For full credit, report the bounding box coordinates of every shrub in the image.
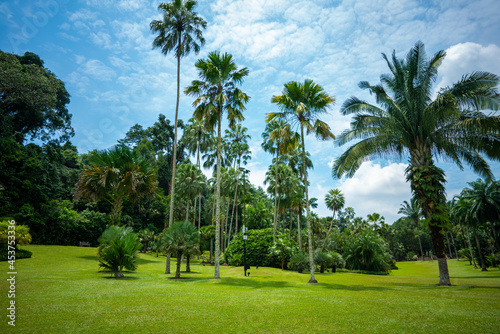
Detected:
[343,229,392,273]
[224,228,298,269]
[486,253,500,268]
[0,219,33,261]
[330,252,345,273]
[314,252,331,273]
[97,226,142,278]
[406,251,417,261]
[288,251,309,273]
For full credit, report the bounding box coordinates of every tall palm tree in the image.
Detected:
[150,0,207,227]
[452,197,479,269]
[185,51,250,279]
[175,163,206,222]
[150,0,206,274]
[398,198,424,260]
[269,79,335,283]
[262,119,299,241]
[75,146,157,224]
[332,41,500,285]
[181,117,213,229]
[321,189,345,252]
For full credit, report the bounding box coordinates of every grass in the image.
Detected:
[1,245,500,333]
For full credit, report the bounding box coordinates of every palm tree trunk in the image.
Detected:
[214,112,222,279]
[289,210,293,239]
[321,211,335,252]
[472,224,487,271]
[416,220,424,261]
[489,221,499,251]
[185,196,190,223]
[446,232,452,259]
[297,213,302,251]
[450,231,459,260]
[408,152,450,285]
[175,250,182,278]
[301,126,317,283]
[273,149,279,242]
[186,254,191,273]
[166,48,182,275]
[466,225,478,269]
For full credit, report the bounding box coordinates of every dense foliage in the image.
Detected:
[97,225,142,278]
[224,228,298,269]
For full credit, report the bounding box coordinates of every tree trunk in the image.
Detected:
[297,213,302,251]
[321,210,335,252]
[472,224,488,271]
[186,254,191,273]
[416,219,424,260]
[273,149,279,242]
[185,196,190,223]
[301,126,317,284]
[175,250,182,278]
[214,112,222,279]
[446,232,452,259]
[466,225,478,269]
[450,232,458,261]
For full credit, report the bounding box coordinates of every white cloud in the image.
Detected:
[437,42,500,90]
[80,59,116,81]
[338,161,412,223]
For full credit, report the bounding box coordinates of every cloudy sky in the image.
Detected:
[1,0,499,222]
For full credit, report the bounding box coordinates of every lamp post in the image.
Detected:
[242,224,248,276]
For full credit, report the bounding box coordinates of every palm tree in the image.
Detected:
[185,51,250,279]
[150,0,206,275]
[461,179,500,250]
[262,119,299,240]
[321,189,345,252]
[332,41,500,285]
[452,197,478,269]
[269,79,335,283]
[181,117,213,229]
[398,198,424,260]
[175,163,206,222]
[162,221,200,278]
[150,0,207,229]
[75,146,157,224]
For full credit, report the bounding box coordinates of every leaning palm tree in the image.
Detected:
[268,79,335,283]
[150,0,206,275]
[75,146,157,224]
[332,41,500,285]
[262,119,299,241]
[150,0,207,231]
[321,189,345,252]
[185,51,250,279]
[398,198,424,260]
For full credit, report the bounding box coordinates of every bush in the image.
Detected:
[486,253,500,268]
[406,251,417,261]
[0,219,33,261]
[97,225,142,278]
[224,228,298,269]
[314,252,331,273]
[288,252,309,273]
[343,229,392,273]
[330,252,345,273]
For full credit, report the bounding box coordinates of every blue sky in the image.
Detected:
[1,0,500,222]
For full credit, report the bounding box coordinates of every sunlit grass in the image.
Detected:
[1,245,499,333]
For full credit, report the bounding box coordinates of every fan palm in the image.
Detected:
[150,0,207,229]
[332,41,500,285]
[75,146,157,224]
[321,189,345,252]
[268,79,335,283]
[185,51,250,279]
[162,221,200,278]
[398,197,424,259]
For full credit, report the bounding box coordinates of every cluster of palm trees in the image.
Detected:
[147,0,500,285]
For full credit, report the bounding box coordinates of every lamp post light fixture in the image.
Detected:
[242,225,249,276]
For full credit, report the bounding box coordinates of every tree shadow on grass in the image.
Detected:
[215,277,395,291]
[78,255,98,261]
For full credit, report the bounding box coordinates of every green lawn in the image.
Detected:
[1,245,499,333]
